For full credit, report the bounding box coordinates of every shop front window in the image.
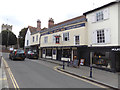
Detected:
[53,49,56,55]
[62,49,71,58]
[92,52,111,69]
[42,49,45,54]
[46,49,52,56]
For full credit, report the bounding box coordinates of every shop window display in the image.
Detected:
[62,49,71,58]
[46,49,52,56]
[92,52,111,69]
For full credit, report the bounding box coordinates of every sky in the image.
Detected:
[0,0,115,37]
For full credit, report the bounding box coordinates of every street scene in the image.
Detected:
[0,0,120,89]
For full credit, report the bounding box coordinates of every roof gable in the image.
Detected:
[84,1,119,15]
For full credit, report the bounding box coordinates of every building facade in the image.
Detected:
[24,20,41,54]
[40,16,90,65]
[30,31,40,54]
[24,26,37,52]
[84,0,120,72]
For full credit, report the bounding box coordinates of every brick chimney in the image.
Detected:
[48,18,54,28]
[37,19,41,31]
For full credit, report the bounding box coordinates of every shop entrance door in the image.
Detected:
[115,53,120,72]
[57,49,62,61]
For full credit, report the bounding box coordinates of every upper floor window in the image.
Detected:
[55,36,60,44]
[96,11,103,21]
[33,36,34,42]
[92,29,110,44]
[44,36,48,43]
[74,35,80,45]
[36,35,38,41]
[27,40,29,45]
[97,30,105,43]
[63,32,69,41]
[91,8,109,23]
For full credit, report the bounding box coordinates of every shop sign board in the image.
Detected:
[111,48,120,52]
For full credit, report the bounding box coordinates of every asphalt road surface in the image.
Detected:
[2,53,106,88]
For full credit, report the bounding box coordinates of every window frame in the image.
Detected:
[96,29,105,44]
[63,32,69,41]
[36,35,38,41]
[33,36,34,42]
[44,36,48,44]
[74,35,80,45]
[96,11,104,22]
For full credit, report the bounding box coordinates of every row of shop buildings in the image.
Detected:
[24,0,120,72]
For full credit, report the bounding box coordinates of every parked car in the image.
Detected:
[9,49,26,60]
[26,51,38,59]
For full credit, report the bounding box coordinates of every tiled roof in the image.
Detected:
[40,15,86,33]
[28,26,37,33]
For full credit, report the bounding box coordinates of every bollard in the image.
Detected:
[118,73,120,89]
[63,61,65,69]
[90,65,92,78]
[0,56,1,67]
[67,60,69,67]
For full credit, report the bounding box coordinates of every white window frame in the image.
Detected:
[33,36,34,42]
[36,35,38,41]
[91,8,109,23]
[44,36,48,44]
[63,32,69,41]
[74,35,80,45]
[27,40,29,46]
[92,28,111,44]
[96,29,105,44]
[96,11,104,22]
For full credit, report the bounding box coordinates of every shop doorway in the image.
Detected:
[57,49,62,61]
[73,50,77,61]
[115,53,120,71]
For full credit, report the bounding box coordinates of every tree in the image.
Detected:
[1,30,17,48]
[18,27,28,48]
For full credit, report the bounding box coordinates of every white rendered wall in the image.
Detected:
[86,3,119,47]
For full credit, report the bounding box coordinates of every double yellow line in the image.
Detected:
[3,58,20,90]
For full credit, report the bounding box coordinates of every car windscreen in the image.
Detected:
[17,50,24,53]
[28,51,34,54]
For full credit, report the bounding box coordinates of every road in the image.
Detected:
[2,53,106,88]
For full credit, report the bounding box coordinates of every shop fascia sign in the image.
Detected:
[111,48,120,52]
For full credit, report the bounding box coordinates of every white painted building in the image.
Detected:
[24,26,36,51]
[84,0,120,72]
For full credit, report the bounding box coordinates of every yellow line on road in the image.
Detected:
[2,58,20,90]
[54,66,107,88]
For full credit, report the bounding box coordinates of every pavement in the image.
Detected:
[0,56,9,90]
[39,58,119,89]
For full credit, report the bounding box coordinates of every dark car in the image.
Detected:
[26,51,38,59]
[9,49,26,60]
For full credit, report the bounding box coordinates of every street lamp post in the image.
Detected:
[90,45,93,78]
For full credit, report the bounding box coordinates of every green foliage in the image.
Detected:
[18,27,28,48]
[1,30,17,47]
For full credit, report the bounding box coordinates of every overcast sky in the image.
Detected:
[0,0,115,37]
